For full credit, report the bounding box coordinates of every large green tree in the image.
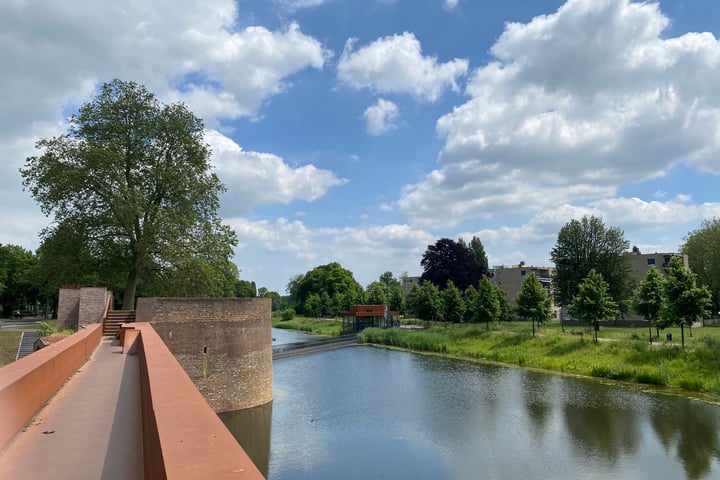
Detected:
[633,265,665,343]
[551,215,632,308]
[468,236,489,273]
[662,256,712,348]
[569,269,618,342]
[21,80,236,309]
[516,272,552,337]
[0,244,40,316]
[290,262,364,315]
[682,219,720,315]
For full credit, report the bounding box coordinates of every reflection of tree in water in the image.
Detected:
[650,399,720,480]
[562,388,640,463]
[521,371,554,440]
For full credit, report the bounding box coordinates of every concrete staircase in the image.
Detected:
[103,310,136,336]
[16,331,39,360]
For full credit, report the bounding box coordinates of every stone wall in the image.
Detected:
[56,288,81,331]
[136,297,272,412]
[57,287,109,330]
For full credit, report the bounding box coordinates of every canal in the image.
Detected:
[221,330,720,479]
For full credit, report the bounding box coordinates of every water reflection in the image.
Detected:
[222,346,720,479]
[218,401,272,478]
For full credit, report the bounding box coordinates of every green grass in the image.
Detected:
[351,321,720,398]
[0,331,22,367]
[271,314,342,336]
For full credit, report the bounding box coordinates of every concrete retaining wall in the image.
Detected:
[0,324,102,450]
[136,297,272,412]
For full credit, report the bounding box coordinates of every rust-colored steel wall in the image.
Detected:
[0,324,102,450]
[127,323,265,480]
[136,297,272,412]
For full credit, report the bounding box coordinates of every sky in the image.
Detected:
[2,0,720,294]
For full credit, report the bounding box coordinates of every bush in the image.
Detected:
[37,321,55,337]
[280,308,295,322]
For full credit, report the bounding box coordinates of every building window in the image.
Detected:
[647,258,655,265]
[521,270,526,276]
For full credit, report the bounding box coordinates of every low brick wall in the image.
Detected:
[0,324,102,450]
[136,297,272,412]
[124,323,264,479]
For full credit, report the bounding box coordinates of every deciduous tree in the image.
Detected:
[569,269,618,342]
[406,280,441,321]
[21,80,236,309]
[682,219,720,315]
[421,238,483,291]
[551,216,631,309]
[516,272,552,336]
[662,256,712,348]
[291,262,364,315]
[633,266,665,343]
[440,280,465,323]
[473,276,500,330]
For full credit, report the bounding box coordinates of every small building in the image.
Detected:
[340,305,400,334]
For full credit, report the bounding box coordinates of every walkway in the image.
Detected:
[0,337,144,479]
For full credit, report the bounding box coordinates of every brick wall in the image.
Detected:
[136,297,272,412]
[57,288,81,331]
[78,287,108,327]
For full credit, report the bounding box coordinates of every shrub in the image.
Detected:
[280,308,295,322]
[37,321,55,337]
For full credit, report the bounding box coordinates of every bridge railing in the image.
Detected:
[122,322,264,479]
[0,323,103,450]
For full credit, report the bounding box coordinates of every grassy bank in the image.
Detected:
[272,315,342,336]
[357,322,720,396]
[0,331,23,366]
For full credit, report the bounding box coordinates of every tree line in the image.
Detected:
[11,80,720,329]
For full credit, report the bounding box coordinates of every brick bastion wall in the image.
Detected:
[135,297,272,413]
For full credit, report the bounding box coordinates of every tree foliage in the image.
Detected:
[473,276,500,329]
[366,272,404,312]
[682,218,720,315]
[440,280,465,323]
[468,236,489,273]
[570,269,618,341]
[420,238,484,292]
[551,215,632,308]
[289,262,364,315]
[516,272,552,336]
[0,244,40,316]
[662,256,712,348]
[21,80,237,309]
[406,280,441,321]
[633,265,665,342]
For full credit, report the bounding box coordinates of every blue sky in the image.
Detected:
[2,0,720,294]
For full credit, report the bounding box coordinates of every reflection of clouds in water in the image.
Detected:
[266,346,720,480]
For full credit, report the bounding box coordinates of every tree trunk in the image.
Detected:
[648,319,653,344]
[532,318,535,337]
[122,267,139,310]
[681,324,685,348]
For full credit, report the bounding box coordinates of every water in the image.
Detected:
[224,336,720,480]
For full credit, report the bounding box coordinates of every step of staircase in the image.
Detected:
[103,310,136,336]
[16,331,39,360]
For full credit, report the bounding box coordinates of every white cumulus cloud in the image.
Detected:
[207,130,348,214]
[398,0,720,227]
[338,32,468,102]
[364,98,400,135]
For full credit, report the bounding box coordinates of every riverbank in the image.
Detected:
[275,316,720,399]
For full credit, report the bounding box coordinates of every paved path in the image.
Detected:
[0,337,144,479]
